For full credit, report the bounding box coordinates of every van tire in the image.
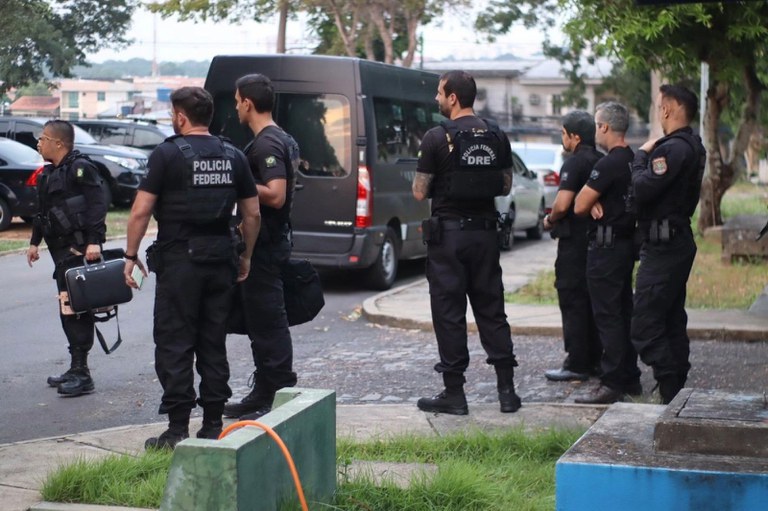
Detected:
[367,227,399,290]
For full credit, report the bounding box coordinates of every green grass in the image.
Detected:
[40,450,172,508]
[41,428,583,510]
[507,182,768,309]
[0,240,27,252]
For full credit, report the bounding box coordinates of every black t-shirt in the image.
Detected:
[140,134,256,241]
[558,144,603,226]
[245,125,298,243]
[417,116,512,219]
[585,145,635,229]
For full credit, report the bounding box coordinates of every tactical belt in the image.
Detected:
[588,225,635,241]
[638,217,687,243]
[441,217,497,231]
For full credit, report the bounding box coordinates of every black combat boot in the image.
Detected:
[197,404,224,439]
[57,351,95,397]
[223,371,275,418]
[417,373,468,415]
[496,365,522,413]
[658,375,683,405]
[47,359,78,387]
[146,410,190,450]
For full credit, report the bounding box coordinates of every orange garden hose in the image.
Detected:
[219,420,309,511]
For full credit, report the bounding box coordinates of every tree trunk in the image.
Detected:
[326,0,361,58]
[364,22,376,61]
[369,4,394,64]
[401,14,421,68]
[697,64,762,232]
[276,0,288,53]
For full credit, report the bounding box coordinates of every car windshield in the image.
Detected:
[514,148,558,166]
[0,139,44,165]
[72,125,99,145]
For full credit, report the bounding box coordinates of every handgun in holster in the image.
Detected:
[421,217,442,245]
[498,212,512,247]
[145,242,163,273]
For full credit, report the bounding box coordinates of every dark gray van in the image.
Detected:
[205,55,442,289]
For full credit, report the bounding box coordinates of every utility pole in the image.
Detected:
[151,12,159,78]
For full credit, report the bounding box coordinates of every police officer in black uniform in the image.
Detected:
[630,84,705,404]
[223,73,300,420]
[124,87,260,449]
[27,120,108,398]
[542,111,603,382]
[573,102,641,404]
[412,70,521,415]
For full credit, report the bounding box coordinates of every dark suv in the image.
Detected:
[0,137,44,230]
[74,119,174,155]
[0,117,148,206]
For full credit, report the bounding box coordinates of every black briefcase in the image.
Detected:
[65,256,133,314]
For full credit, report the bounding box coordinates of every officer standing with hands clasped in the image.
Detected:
[542,111,603,383]
[412,70,521,415]
[124,86,260,449]
[27,120,108,398]
[573,102,641,404]
[223,73,301,420]
[630,84,705,404]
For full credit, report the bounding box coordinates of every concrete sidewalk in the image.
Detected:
[363,239,768,341]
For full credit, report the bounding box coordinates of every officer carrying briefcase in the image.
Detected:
[64,249,133,353]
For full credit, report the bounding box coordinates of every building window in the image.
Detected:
[67,92,79,108]
[552,95,563,116]
[528,94,541,106]
[97,92,106,101]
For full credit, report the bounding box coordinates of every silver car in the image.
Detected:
[509,142,567,213]
[495,149,546,250]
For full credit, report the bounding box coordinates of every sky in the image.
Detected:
[89,3,553,64]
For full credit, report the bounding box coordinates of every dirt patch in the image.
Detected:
[0,219,32,241]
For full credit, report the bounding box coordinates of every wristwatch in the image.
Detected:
[124,253,138,261]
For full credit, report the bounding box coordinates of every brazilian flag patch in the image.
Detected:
[76,167,84,179]
[265,156,277,168]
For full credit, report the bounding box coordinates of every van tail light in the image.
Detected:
[26,165,45,186]
[355,165,372,228]
[543,170,560,186]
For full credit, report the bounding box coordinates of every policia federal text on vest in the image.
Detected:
[436,118,507,200]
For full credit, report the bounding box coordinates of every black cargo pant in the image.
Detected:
[555,237,601,374]
[153,248,235,415]
[631,226,696,383]
[586,238,640,392]
[52,246,95,355]
[239,238,298,394]
[426,226,517,379]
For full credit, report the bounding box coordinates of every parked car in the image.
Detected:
[495,149,546,250]
[509,142,566,213]
[0,117,148,207]
[0,137,44,231]
[74,119,174,155]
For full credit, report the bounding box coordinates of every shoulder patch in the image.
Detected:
[652,157,668,175]
[265,156,277,168]
[76,167,84,179]
[589,169,600,180]
[561,171,569,181]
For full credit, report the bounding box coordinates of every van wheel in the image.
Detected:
[0,198,11,231]
[526,201,545,240]
[367,227,399,290]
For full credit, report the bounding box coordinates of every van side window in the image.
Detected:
[100,125,130,145]
[374,98,439,162]
[275,93,351,178]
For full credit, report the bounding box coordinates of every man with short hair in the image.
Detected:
[573,102,641,403]
[542,111,603,383]
[27,120,108,397]
[412,70,521,415]
[630,84,705,404]
[223,74,301,420]
[124,86,260,449]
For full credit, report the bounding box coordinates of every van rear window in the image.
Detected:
[275,93,351,178]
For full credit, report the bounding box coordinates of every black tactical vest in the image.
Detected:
[435,118,507,200]
[154,137,238,225]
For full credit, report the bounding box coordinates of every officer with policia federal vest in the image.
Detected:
[630,84,705,404]
[412,70,521,415]
[124,86,260,450]
[27,120,108,398]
